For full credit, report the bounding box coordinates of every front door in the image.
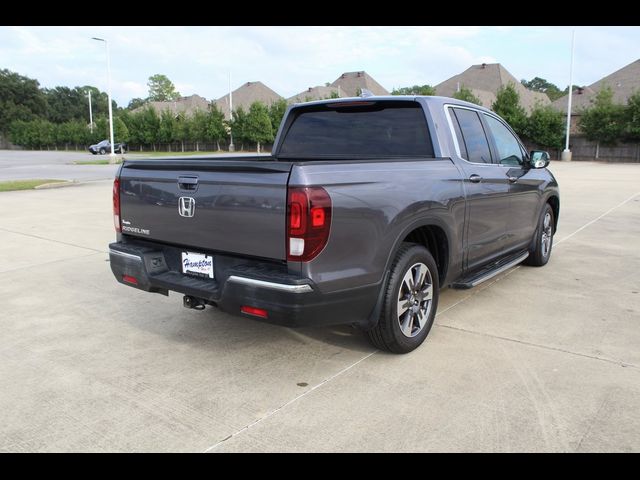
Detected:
[482,114,543,251]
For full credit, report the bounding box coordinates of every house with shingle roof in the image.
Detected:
[132,94,210,117]
[287,85,347,103]
[435,63,550,112]
[552,58,640,133]
[214,81,283,120]
[330,71,389,97]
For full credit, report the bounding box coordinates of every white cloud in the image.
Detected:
[1,26,638,105]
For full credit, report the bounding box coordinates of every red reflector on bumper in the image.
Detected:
[241,306,268,318]
[122,275,138,285]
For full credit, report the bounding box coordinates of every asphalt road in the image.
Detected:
[0,161,639,452]
[0,150,119,181]
[0,150,270,182]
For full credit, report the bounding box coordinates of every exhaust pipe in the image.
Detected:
[183,295,206,310]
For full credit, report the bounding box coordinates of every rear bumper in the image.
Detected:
[109,240,378,328]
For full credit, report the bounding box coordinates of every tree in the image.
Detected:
[158,109,177,150]
[452,86,482,105]
[174,116,190,152]
[122,110,145,150]
[0,69,47,132]
[91,117,109,144]
[139,107,160,150]
[521,77,564,101]
[391,85,436,96]
[189,110,209,151]
[127,97,148,110]
[147,74,180,102]
[44,85,114,124]
[245,102,273,153]
[579,85,626,157]
[492,83,527,135]
[524,104,564,149]
[624,91,640,142]
[206,106,226,151]
[268,99,288,133]
[231,106,248,150]
[114,117,129,143]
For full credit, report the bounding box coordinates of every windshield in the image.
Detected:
[278,101,434,158]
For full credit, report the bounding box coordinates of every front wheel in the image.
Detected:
[99,148,106,155]
[367,243,439,354]
[525,203,554,267]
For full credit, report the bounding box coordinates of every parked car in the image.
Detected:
[108,95,559,353]
[89,140,127,155]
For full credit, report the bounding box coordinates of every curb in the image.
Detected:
[34,180,79,190]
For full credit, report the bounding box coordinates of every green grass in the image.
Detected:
[0,179,67,192]
[74,159,112,165]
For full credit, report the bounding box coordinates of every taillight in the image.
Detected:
[241,306,268,319]
[286,186,331,262]
[113,177,121,232]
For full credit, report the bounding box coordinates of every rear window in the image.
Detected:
[278,101,434,158]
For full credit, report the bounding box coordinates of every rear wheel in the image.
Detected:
[367,243,439,354]
[99,147,106,155]
[525,203,554,266]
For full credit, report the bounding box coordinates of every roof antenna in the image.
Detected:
[360,88,374,98]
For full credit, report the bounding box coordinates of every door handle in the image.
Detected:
[178,176,199,191]
[508,176,518,183]
[469,174,482,183]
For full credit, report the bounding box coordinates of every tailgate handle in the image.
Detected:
[178,176,198,191]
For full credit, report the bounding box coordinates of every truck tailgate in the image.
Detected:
[118,158,292,260]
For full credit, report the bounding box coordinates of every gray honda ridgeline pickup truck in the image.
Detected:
[109,96,559,353]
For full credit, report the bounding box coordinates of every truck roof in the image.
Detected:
[290,94,495,114]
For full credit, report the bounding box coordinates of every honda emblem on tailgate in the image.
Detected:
[178,197,196,217]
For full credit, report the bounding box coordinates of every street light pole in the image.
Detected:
[562,30,575,162]
[87,90,93,133]
[92,37,116,162]
[228,71,235,152]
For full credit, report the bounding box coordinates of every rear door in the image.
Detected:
[447,106,511,271]
[119,159,292,260]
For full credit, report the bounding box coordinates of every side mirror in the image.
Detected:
[529,150,550,169]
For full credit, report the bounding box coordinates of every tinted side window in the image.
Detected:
[448,108,468,160]
[452,108,492,164]
[279,102,434,158]
[484,115,524,166]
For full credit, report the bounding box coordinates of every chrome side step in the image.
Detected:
[452,251,529,289]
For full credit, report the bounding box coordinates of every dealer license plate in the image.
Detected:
[181,251,214,279]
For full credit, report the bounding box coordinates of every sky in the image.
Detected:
[1,26,639,107]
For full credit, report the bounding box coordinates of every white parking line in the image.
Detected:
[555,191,640,246]
[202,351,377,453]
[201,189,640,453]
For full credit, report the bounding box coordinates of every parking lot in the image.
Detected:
[0,160,639,452]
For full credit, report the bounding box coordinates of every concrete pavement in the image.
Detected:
[0,161,638,452]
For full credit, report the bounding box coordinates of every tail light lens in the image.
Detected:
[287,186,331,262]
[113,177,121,232]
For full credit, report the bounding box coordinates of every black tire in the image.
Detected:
[99,148,106,155]
[524,203,554,267]
[91,151,97,155]
[367,243,439,354]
